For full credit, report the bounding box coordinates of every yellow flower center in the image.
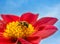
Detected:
[3,21,35,38]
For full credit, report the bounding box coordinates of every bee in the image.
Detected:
[18,21,29,28]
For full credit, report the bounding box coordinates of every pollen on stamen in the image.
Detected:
[3,21,35,38]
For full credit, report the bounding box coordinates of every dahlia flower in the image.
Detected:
[0,12,58,44]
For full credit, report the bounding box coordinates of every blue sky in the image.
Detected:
[0,0,60,44]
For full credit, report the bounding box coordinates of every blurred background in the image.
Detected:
[0,0,60,44]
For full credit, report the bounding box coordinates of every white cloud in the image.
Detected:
[43,4,60,20]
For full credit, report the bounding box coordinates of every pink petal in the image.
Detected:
[31,25,58,39]
[20,12,38,24]
[34,17,58,27]
[1,14,19,23]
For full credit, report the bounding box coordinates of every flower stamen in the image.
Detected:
[3,21,35,38]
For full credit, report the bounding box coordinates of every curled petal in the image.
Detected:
[18,38,32,44]
[0,20,6,32]
[26,36,41,44]
[20,12,38,24]
[0,37,13,44]
[31,25,58,39]
[34,17,58,28]
[0,42,13,44]
[1,14,19,23]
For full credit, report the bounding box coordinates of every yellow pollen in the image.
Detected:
[3,21,35,38]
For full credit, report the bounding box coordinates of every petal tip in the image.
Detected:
[36,14,39,16]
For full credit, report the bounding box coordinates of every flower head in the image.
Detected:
[0,12,58,44]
